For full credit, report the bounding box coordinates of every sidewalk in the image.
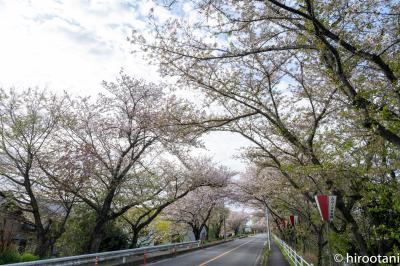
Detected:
[266,242,290,266]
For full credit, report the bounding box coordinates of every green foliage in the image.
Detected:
[56,205,130,255]
[55,205,96,256]
[0,250,39,264]
[329,230,351,255]
[99,224,129,252]
[0,250,20,264]
[207,227,220,241]
[207,207,229,240]
[362,182,400,255]
[151,219,172,245]
[19,252,39,262]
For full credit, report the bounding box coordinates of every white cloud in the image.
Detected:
[198,132,253,173]
[0,0,159,95]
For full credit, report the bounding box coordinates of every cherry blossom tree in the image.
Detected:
[132,1,400,261]
[163,182,232,240]
[118,156,232,247]
[40,73,223,252]
[135,0,400,148]
[238,166,331,265]
[0,88,75,257]
[250,213,267,234]
[227,211,248,235]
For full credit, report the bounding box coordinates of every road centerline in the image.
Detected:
[198,239,254,266]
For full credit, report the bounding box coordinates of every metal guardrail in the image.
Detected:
[7,240,201,266]
[274,234,313,266]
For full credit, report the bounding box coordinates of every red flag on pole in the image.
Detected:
[289,215,299,226]
[315,195,336,222]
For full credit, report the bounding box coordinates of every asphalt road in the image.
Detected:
[147,235,267,266]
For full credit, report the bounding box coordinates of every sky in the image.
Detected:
[0,0,252,173]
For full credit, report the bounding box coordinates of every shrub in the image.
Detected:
[19,252,39,262]
[0,249,20,264]
[0,250,39,264]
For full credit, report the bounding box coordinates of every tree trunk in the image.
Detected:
[214,221,222,239]
[130,230,139,248]
[26,173,53,257]
[334,191,370,259]
[88,185,117,253]
[193,228,201,240]
[34,235,54,257]
[317,226,324,266]
[34,244,49,258]
[88,219,107,253]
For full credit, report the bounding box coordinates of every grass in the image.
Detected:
[261,244,270,266]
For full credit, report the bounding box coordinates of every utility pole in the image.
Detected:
[266,207,271,250]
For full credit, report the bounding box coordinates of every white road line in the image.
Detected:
[198,239,254,266]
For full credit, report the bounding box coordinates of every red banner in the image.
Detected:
[289,215,299,226]
[315,195,336,222]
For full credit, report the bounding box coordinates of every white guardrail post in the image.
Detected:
[6,240,201,266]
[273,234,314,266]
